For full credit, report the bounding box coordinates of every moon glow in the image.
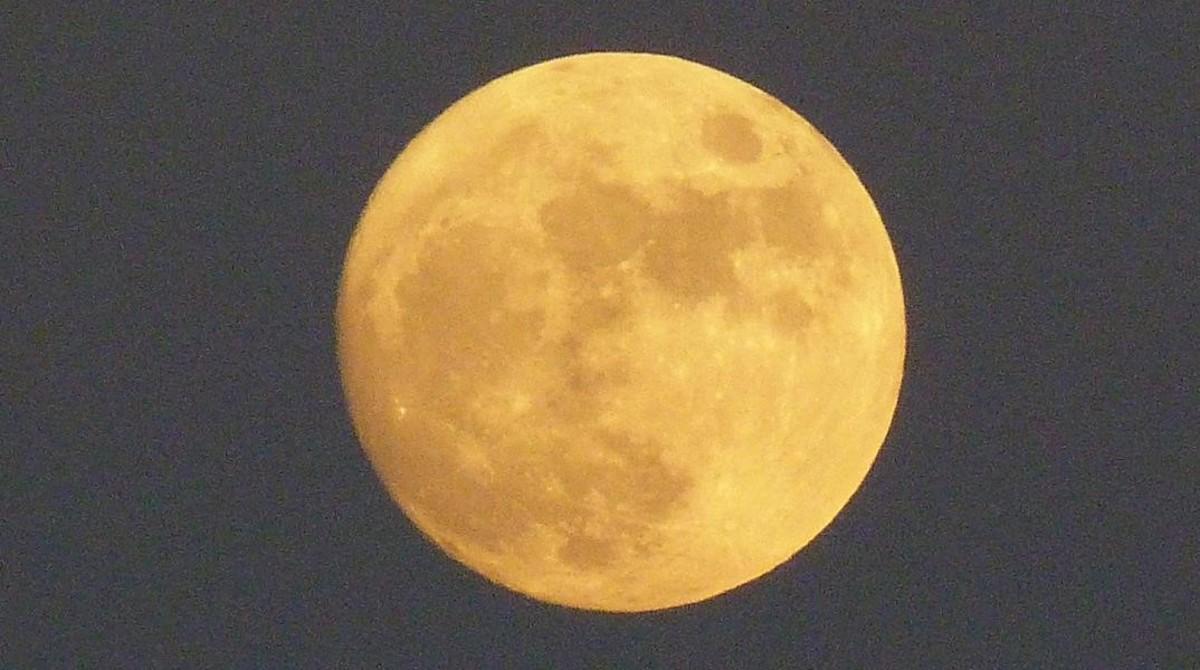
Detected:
[337,53,905,612]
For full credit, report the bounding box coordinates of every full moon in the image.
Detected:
[337,52,905,612]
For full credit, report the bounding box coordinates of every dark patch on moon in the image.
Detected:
[701,112,762,163]
[593,429,693,517]
[395,225,545,411]
[756,178,853,279]
[539,171,758,304]
[540,179,653,271]
[769,287,816,333]
[558,532,619,569]
[641,184,754,302]
[543,288,633,425]
[487,121,547,172]
[553,428,694,569]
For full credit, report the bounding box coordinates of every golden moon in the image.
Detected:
[337,52,905,612]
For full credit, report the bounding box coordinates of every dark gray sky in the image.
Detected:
[11,4,1195,666]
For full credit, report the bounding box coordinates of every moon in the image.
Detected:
[337,52,905,612]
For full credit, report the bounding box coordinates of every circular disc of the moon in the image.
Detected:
[337,52,905,612]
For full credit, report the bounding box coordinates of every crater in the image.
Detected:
[701,112,762,163]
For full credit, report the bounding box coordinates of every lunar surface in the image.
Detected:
[337,52,905,611]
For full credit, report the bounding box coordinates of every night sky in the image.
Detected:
[12,4,1195,667]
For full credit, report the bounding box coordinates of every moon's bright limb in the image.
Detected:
[337,52,905,612]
